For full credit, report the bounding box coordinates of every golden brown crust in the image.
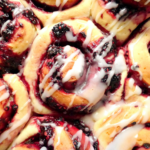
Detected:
[93,78,150,150]
[20,0,92,26]
[7,18,38,55]
[0,74,31,150]
[9,116,96,150]
[128,20,150,85]
[23,18,104,114]
[91,0,150,44]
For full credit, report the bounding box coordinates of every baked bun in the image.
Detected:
[20,0,91,26]
[82,78,150,150]
[0,74,31,150]
[23,18,127,115]
[127,19,150,89]
[9,116,98,150]
[91,0,150,44]
[0,0,40,74]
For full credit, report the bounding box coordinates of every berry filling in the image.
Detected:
[34,22,123,114]
[27,0,81,12]
[0,79,18,134]
[0,0,40,75]
[102,0,146,19]
[22,116,98,150]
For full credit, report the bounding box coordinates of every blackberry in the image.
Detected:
[52,22,70,38]
[109,74,120,92]
[143,143,150,149]
[47,45,63,58]
[101,74,108,83]
[93,141,99,150]
[1,22,15,41]
[0,13,9,26]
[22,10,38,25]
[0,0,16,13]
[12,104,18,111]
[145,123,150,127]
[72,120,92,136]
[131,122,136,125]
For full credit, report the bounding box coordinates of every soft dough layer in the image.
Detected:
[23,18,127,115]
[91,0,150,44]
[20,0,92,26]
[0,74,31,150]
[9,116,98,150]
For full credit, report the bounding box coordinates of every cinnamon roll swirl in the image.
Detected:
[0,74,31,150]
[23,18,127,115]
[9,116,98,150]
[82,78,150,150]
[20,0,91,26]
[91,0,150,44]
[0,0,40,74]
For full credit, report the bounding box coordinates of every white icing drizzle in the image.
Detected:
[72,130,94,150]
[83,20,94,47]
[129,27,150,80]
[106,125,143,150]
[13,5,24,17]
[62,51,84,83]
[144,0,150,5]
[41,122,56,128]
[40,147,48,150]
[60,50,80,71]
[0,92,10,102]
[96,107,140,138]
[105,2,119,9]
[72,130,82,140]
[77,68,107,104]
[20,99,31,111]
[0,110,30,143]
[65,31,77,42]
[38,120,68,148]
[0,85,6,91]
[48,133,55,146]
[68,94,76,109]
[46,0,69,26]
[0,84,10,102]
[40,46,85,101]
[45,11,60,26]
[125,85,142,99]
[96,2,118,22]
[55,127,63,149]
[59,0,69,9]
[141,96,150,123]
[38,1,128,109]
[56,0,61,7]
[129,78,135,88]
[1,20,11,33]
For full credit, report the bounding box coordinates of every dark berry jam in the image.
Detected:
[22,116,99,150]
[27,0,81,12]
